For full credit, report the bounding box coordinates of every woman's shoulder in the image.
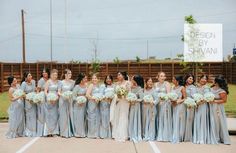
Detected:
[8,87,14,93]
[31,79,36,84]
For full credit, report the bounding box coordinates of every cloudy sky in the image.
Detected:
[0,0,236,62]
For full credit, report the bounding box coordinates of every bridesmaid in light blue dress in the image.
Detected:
[73,73,88,138]
[209,75,231,145]
[6,76,25,138]
[184,74,197,142]
[129,75,144,142]
[193,74,211,144]
[86,74,102,138]
[171,76,186,143]
[44,69,60,136]
[21,72,37,137]
[142,77,158,141]
[155,72,172,142]
[99,75,114,139]
[58,69,75,138]
[36,68,50,137]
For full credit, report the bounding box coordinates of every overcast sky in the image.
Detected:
[0,0,236,62]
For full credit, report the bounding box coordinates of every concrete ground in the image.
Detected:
[0,123,235,153]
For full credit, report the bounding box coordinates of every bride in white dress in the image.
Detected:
[110,71,131,142]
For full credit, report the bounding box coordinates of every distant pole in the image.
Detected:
[146,40,149,59]
[50,0,53,62]
[64,0,67,54]
[21,9,26,63]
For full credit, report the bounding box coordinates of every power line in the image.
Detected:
[0,34,21,44]
[25,32,180,40]
[25,28,236,41]
[24,10,236,26]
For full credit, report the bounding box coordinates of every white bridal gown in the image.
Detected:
[110,81,131,142]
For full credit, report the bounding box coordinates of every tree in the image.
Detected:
[69,59,81,64]
[136,56,141,63]
[89,59,101,75]
[113,57,120,64]
[181,15,203,79]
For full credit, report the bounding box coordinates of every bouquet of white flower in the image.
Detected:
[143,95,154,104]
[193,93,204,104]
[184,97,196,108]
[47,93,58,103]
[62,91,73,100]
[92,93,104,103]
[167,92,178,101]
[126,92,138,103]
[33,92,45,104]
[158,93,169,101]
[76,96,87,104]
[26,92,36,102]
[115,86,128,98]
[104,91,115,100]
[204,92,215,102]
[13,89,25,99]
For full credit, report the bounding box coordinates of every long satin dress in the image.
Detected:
[209,88,231,145]
[21,80,37,137]
[6,85,25,138]
[58,80,75,138]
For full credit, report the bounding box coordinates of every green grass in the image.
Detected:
[0,84,236,119]
[225,84,236,117]
[0,92,9,120]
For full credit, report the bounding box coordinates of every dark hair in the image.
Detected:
[133,74,144,88]
[41,68,50,78]
[21,72,30,84]
[61,69,71,80]
[8,76,15,85]
[75,73,86,85]
[174,75,184,86]
[117,71,128,80]
[199,74,208,81]
[213,75,229,94]
[104,75,113,87]
[184,73,195,85]
[145,77,153,89]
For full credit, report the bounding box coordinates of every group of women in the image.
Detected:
[5,68,231,145]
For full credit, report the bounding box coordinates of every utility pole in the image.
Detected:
[21,9,26,63]
[146,40,149,59]
[64,0,67,54]
[50,0,53,62]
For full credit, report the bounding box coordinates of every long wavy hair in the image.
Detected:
[213,75,229,94]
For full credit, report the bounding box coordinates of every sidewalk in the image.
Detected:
[227,118,236,132]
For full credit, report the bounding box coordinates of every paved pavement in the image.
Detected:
[0,123,235,153]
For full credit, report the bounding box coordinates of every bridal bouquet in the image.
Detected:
[26,92,36,103]
[157,93,169,101]
[193,93,204,104]
[184,97,196,108]
[115,86,128,98]
[126,92,138,103]
[13,89,25,99]
[62,91,73,100]
[167,92,178,101]
[143,95,154,104]
[203,92,215,102]
[76,96,87,104]
[33,92,45,104]
[47,93,58,103]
